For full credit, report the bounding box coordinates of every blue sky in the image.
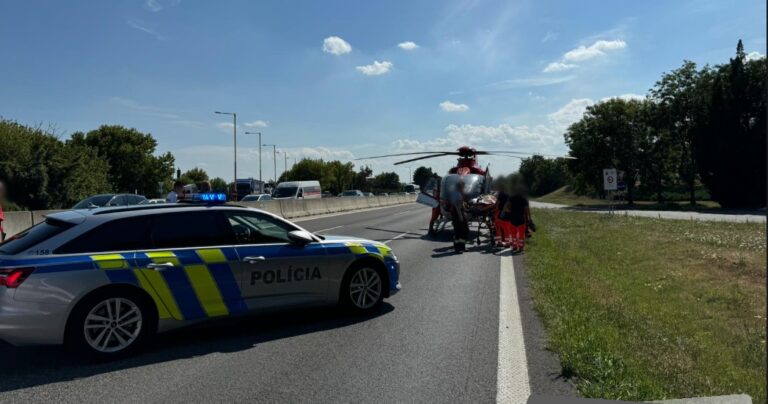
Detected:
[1,0,765,182]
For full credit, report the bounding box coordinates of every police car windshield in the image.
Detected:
[273,187,297,198]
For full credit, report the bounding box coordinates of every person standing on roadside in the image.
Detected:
[166,181,184,203]
[493,181,511,248]
[504,186,530,253]
[450,180,469,253]
[0,181,6,242]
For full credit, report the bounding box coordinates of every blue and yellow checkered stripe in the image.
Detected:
[91,249,246,321]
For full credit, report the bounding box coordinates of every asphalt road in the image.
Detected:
[0,203,574,403]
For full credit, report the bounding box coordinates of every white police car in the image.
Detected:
[0,194,400,358]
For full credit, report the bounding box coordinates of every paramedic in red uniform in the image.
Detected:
[505,190,530,253]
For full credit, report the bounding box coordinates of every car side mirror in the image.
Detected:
[288,230,314,245]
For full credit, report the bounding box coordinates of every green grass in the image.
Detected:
[525,209,766,402]
[534,187,722,211]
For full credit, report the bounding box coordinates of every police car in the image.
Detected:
[0,194,400,358]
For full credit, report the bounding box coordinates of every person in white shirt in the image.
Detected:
[166,181,184,203]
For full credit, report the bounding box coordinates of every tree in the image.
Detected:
[650,61,710,204]
[517,156,569,196]
[209,177,228,193]
[372,172,400,192]
[70,125,175,197]
[180,167,209,185]
[353,166,373,191]
[694,41,766,208]
[412,166,435,188]
[0,120,110,209]
[565,99,646,203]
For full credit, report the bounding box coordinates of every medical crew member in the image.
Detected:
[504,190,530,253]
[450,180,469,253]
[428,174,442,235]
[493,181,511,247]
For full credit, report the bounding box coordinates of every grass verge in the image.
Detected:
[534,187,722,211]
[525,209,766,402]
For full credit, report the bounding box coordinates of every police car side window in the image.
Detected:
[55,216,152,254]
[225,212,295,244]
[149,211,234,249]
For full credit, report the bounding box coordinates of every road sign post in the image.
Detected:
[603,168,617,214]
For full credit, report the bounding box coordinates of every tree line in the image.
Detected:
[278,158,402,194]
[516,40,765,208]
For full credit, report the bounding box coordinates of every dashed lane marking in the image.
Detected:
[383,232,410,244]
[315,225,344,233]
[497,251,531,403]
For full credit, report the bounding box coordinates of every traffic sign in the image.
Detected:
[603,168,617,191]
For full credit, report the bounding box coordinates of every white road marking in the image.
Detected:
[315,225,344,233]
[383,232,410,244]
[497,251,531,403]
[392,209,418,216]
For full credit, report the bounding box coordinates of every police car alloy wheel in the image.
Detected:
[346,266,383,311]
[66,290,156,358]
[83,297,143,354]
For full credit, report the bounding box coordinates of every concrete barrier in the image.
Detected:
[2,211,34,238]
[1,196,417,238]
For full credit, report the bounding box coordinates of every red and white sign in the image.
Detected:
[603,168,617,191]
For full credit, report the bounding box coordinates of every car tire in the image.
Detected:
[65,288,156,360]
[340,263,385,313]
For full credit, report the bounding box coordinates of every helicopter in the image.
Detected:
[357,146,565,239]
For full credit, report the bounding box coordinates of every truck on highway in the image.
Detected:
[236,178,266,201]
[272,181,321,199]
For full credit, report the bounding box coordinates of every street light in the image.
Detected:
[214,111,237,184]
[264,144,277,184]
[244,131,262,192]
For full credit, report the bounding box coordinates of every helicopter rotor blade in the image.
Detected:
[355,151,457,160]
[480,150,575,159]
[392,153,456,165]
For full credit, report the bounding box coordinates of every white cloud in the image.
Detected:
[439,101,470,112]
[543,62,578,73]
[145,0,180,12]
[216,122,234,132]
[126,19,165,40]
[746,51,764,61]
[398,41,419,51]
[542,31,558,43]
[486,75,575,90]
[109,97,179,119]
[563,39,626,62]
[244,120,269,128]
[547,98,594,128]
[356,60,393,76]
[322,36,352,55]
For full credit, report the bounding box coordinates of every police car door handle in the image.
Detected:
[147,262,174,271]
[242,256,266,264]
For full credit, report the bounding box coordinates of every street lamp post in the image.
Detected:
[214,111,237,185]
[245,131,262,192]
[264,144,277,184]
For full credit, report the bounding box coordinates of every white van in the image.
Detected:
[272,181,322,199]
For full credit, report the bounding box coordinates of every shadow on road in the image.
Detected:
[0,303,394,393]
[364,226,430,243]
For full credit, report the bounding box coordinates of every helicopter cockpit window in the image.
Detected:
[440,174,485,200]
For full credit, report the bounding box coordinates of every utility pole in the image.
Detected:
[245,131,262,192]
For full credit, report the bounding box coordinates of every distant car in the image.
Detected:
[139,199,166,205]
[378,193,389,196]
[340,190,365,197]
[240,194,272,202]
[0,198,401,358]
[72,194,146,209]
[364,192,374,197]
[321,192,335,198]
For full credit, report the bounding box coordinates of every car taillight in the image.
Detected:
[0,268,35,288]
